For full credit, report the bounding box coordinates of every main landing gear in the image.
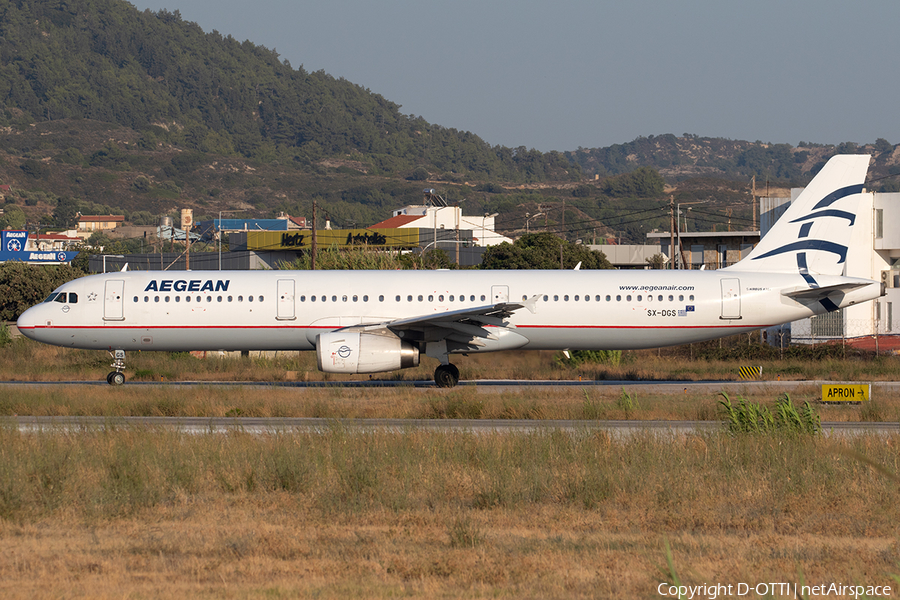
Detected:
[107,349,126,386]
[434,363,460,388]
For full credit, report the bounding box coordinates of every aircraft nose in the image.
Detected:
[16,305,43,341]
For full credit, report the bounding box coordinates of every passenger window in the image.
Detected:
[217,296,223,302]
[626,295,632,302]
[207,296,212,303]
[300,296,305,302]
[689,295,695,301]
[175,296,181,303]
[133,296,138,303]
[668,295,673,302]
[564,295,569,301]
[616,295,621,301]
[543,295,548,301]
[332,296,337,302]
[470,295,475,301]
[343,295,348,302]
[418,295,423,302]
[658,295,663,302]
[439,295,444,302]
[574,295,579,301]
[637,295,642,302]
[154,296,160,303]
[605,295,611,301]
[679,295,684,301]
[647,295,652,302]
[185,296,191,303]
[165,296,170,303]
[238,296,243,302]
[311,296,316,302]
[378,295,383,302]
[228,296,233,302]
[249,296,254,302]
[554,295,559,301]
[480,295,486,301]
[428,295,434,302]
[407,295,412,302]
[585,295,590,302]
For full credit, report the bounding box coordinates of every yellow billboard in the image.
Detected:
[247,228,420,251]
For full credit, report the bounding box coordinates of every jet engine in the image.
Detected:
[316,330,419,374]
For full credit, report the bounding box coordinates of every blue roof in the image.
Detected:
[196,219,290,232]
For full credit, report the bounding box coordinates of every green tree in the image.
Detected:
[602,167,664,197]
[53,197,81,229]
[875,138,893,154]
[0,262,84,321]
[0,206,27,230]
[480,233,612,270]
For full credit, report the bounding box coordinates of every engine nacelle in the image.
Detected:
[316,330,419,374]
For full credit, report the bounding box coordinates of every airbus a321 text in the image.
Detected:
[17,155,883,387]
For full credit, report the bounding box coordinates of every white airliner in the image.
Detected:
[17,154,882,387]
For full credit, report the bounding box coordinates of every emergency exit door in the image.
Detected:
[277,279,296,320]
[103,280,125,321]
[720,278,741,320]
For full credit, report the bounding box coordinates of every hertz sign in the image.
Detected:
[247,228,420,251]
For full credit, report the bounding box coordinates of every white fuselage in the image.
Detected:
[15,269,880,353]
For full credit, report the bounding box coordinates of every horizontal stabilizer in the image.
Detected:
[781,281,871,301]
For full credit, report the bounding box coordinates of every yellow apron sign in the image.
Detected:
[247,228,420,250]
[821,384,870,402]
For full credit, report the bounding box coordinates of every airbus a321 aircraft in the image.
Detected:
[17,154,882,387]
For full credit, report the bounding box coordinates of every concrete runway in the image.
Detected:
[1,378,898,394]
[6,415,898,436]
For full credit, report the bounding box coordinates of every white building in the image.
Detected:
[370,204,512,248]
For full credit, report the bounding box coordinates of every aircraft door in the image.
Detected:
[277,279,296,320]
[720,278,741,320]
[104,280,125,321]
[491,285,509,304]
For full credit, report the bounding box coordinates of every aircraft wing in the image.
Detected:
[340,296,539,345]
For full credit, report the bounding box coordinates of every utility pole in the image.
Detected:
[311,199,317,270]
[669,196,675,270]
[751,175,757,231]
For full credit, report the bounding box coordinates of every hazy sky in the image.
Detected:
[130,0,900,152]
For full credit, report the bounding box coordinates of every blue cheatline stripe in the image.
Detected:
[798,222,813,238]
[819,297,840,312]
[811,184,863,210]
[796,252,819,288]
[790,209,856,226]
[753,240,848,264]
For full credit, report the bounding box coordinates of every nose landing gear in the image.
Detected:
[106,349,126,385]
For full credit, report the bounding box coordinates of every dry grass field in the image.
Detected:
[1,336,899,598]
[0,428,898,598]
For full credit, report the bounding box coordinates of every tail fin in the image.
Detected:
[728,154,870,276]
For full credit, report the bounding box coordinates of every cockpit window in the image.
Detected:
[44,292,60,303]
[68,293,77,304]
